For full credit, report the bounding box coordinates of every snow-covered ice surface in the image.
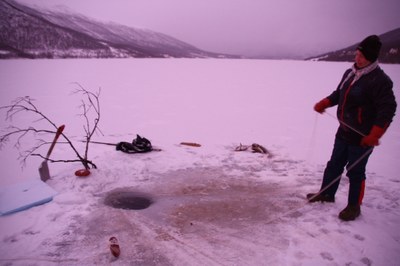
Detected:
[0,59,399,265]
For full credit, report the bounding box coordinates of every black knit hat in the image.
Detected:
[357,35,382,62]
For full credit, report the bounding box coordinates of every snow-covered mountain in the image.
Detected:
[0,0,235,59]
[308,28,400,64]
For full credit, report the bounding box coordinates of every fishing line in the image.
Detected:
[261,111,375,225]
[306,146,373,202]
[307,110,373,202]
[324,111,367,137]
[305,113,319,161]
[261,144,373,225]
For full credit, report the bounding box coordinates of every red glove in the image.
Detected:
[314,98,331,113]
[361,125,385,147]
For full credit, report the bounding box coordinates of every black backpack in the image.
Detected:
[116,135,152,153]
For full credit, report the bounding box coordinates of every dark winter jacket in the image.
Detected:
[327,65,397,145]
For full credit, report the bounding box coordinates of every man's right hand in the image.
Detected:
[314,98,331,113]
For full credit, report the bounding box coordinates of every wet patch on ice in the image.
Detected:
[49,166,305,265]
[142,167,303,231]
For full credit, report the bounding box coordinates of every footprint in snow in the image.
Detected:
[320,251,334,261]
[360,257,372,266]
[354,234,365,241]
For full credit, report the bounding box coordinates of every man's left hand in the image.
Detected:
[361,135,380,146]
[360,125,385,147]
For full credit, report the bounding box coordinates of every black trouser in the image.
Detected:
[321,137,373,205]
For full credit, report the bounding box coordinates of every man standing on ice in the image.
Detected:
[307,35,397,221]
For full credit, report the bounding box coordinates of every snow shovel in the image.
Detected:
[39,125,65,182]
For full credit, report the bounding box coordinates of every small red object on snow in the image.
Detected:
[109,236,120,257]
[180,142,201,147]
[75,169,91,177]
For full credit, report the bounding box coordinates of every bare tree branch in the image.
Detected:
[0,84,102,170]
[31,153,97,169]
[1,97,58,128]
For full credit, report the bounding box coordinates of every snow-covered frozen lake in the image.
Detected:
[0,59,399,265]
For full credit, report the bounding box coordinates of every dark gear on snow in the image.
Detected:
[116,134,153,153]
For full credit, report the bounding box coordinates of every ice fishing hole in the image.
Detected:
[104,191,153,210]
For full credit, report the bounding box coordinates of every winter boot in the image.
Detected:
[339,205,361,221]
[307,193,335,203]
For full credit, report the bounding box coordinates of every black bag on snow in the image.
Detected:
[116,134,152,154]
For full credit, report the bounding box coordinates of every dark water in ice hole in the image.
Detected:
[104,190,153,210]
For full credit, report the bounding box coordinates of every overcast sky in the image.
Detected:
[16,0,400,58]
